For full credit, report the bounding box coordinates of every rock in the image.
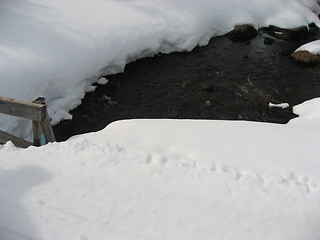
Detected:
[308,23,320,37]
[264,37,275,45]
[181,80,191,88]
[200,81,216,92]
[267,25,308,40]
[167,110,178,118]
[226,24,258,42]
[291,50,320,65]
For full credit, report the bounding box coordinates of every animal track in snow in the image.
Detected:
[209,161,317,193]
[141,152,317,194]
[280,171,317,193]
[145,153,168,166]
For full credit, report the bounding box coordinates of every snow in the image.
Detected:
[1,0,320,138]
[288,97,320,128]
[97,77,108,85]
[1,1,320,238]
[1,115,320,240]
[0,97,320,239]
[295,40,320,55]
[269,102,290,109]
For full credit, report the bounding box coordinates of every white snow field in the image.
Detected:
[0,0,320,138]
[0,98,320,240]
[1,1,320,239]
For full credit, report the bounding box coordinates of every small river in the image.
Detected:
[54,27,320,141]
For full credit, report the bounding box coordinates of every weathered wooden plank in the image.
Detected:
[0,96,46,121]
[32,97,56,144]
[0,130,32,148]
[0,96,55,147]
[32,120,43,146]
[41,115,56,143]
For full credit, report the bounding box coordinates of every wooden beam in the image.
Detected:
[41,114,56,143]
[32,97,56,145]
[0,96,56,147]
[0,96,46,121]
[0,130,33,148]
[32,120,42,146]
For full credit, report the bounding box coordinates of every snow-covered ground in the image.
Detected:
[1,1,320,239]
[1,0,320,138]
[0,98,320,240]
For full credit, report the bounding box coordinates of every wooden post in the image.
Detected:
[41,111,56,143]
[32,119,43,146]
[0,96,55,147]
[32,97,55,146]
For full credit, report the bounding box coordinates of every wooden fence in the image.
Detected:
[0,96,55,148]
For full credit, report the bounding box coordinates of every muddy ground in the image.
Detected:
[54,27,320,141]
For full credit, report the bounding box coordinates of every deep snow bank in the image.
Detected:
[0,0,320,138]
[0,93,320,240]
[0,119,320,240]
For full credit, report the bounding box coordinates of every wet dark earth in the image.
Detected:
[54,27,320,141]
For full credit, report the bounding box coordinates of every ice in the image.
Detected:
[97,77,108,85]
[269,102,290,109]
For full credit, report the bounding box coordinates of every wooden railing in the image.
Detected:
[0,96,55,148]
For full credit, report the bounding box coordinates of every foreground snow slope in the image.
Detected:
[1,0,320,138]
[1,117,320,240]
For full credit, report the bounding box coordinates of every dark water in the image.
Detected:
[54,28,320,141]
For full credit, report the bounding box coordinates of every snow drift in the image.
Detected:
[1,115,320,239]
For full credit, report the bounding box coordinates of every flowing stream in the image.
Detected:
[54,28,320,141]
